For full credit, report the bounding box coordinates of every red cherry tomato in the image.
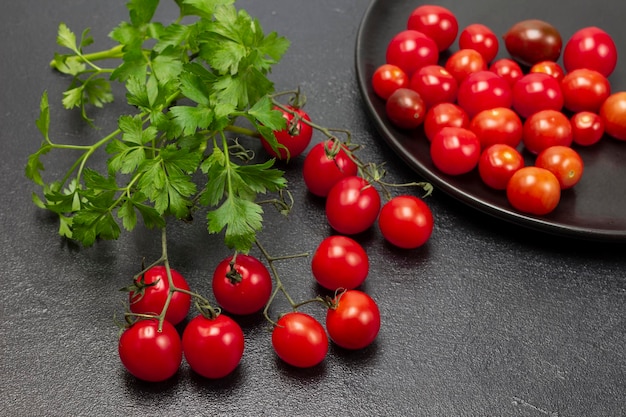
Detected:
[561,69,611,113]
[512,73,564,119]
[478,144,525,190]
[261,105,313,160]
[424,102,470,142]
[530,61,565,82]
[522,110,573,154]
[563,26,618,77]
[378,195,434,249]
[406,5,458,51]
[430,127,481,175]
[457,71,512,118]
[385,88,427,129]
[489,58,523,87]
[302,140,358,197]
[311,235,369,291]
[570,111,605,146]
[212,254,272,316]
[118,319,182,382]
[535,146,584,190]
[325,176,381,235]
[129,266,191,326]
[386,30,439,76]
[599,92,626,141]
[326,290,381,350]
[470,107,523,149]
[445,49,487,85]
[409,65,458,109]
[506,167,561,216]
[459,23,499,63]
[182,314,244,379]
[272,312,328,368]
[371,64,409,100]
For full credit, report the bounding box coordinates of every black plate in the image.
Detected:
[355,0,626,241]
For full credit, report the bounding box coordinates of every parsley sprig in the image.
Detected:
[26,0,292,252]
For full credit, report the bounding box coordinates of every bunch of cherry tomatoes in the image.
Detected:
[372,4,626,216]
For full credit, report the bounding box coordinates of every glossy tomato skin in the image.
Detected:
[430,127,481,175]
[424,103,470,142]
[378,195,434,249]
[457,71,512,118]
[512,73,564,119]
[129,266,191,326]
[489,59,524,87]
[212,254,272,315]
[326,176,381,235]
[261,105,313,160]
[535,146,584,189]
[459,23,499,63]
[385,88,427,129]
[506,167,561,216]
[118,319,182,382]
[311,235,369,291]
[445,49,487,84]
[272,312,328,368]
[409,65,458,109]
[182,314,244,379]
[478,144,524,190]
[470,107,523,149]
[503,19,563,66]
[563,27,618,77]
[522,110,573,154]
[571,111,605,146]
[302,140,358,197]
[599,92,626,141]
[326,290,381,350]
[406,5,458,51]
[530,61,565,82]
[386,30,439,76]
[561,69,611,113]
[371,64,409,100]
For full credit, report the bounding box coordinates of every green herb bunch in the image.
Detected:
[26,0,293,252]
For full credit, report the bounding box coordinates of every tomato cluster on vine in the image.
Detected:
[372,4,626,217]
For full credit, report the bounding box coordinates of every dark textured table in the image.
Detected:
[2,1,625,416]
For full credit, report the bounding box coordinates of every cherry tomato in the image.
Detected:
[424,102,470,142]
[503,19,562,66]
[512,73,564,119]
[272,312,328,368]
[530,61,565,82]
[561,69,611,113]
[506,166,561,216]
[430,127,481,175]
[563,26,618,77]
[489,58,523,87]
[570,111,605,146]
[522,110,573,154]
[469,107,523,149]
[535,146,584,189]
[261,105,313,160]
[599,92,626,141]
[406,5,458,51]
[311,235,369,291]
[386,30,439,76]
[385,88,427,129]
[378,195,434,249]
[212,254,272,316]
[326,290,381,350]
[118,319,182,382]
[445,49,487,84]
[457,71,512,118]
[459,23,499,63]
[478,144,525,190]
[325,176,381,235]
[129,266,191,326]
[408,65,458,109]
[371,64,409,100]
[302,140,358,197]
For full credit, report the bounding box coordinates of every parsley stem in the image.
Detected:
[225,124,261,138]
